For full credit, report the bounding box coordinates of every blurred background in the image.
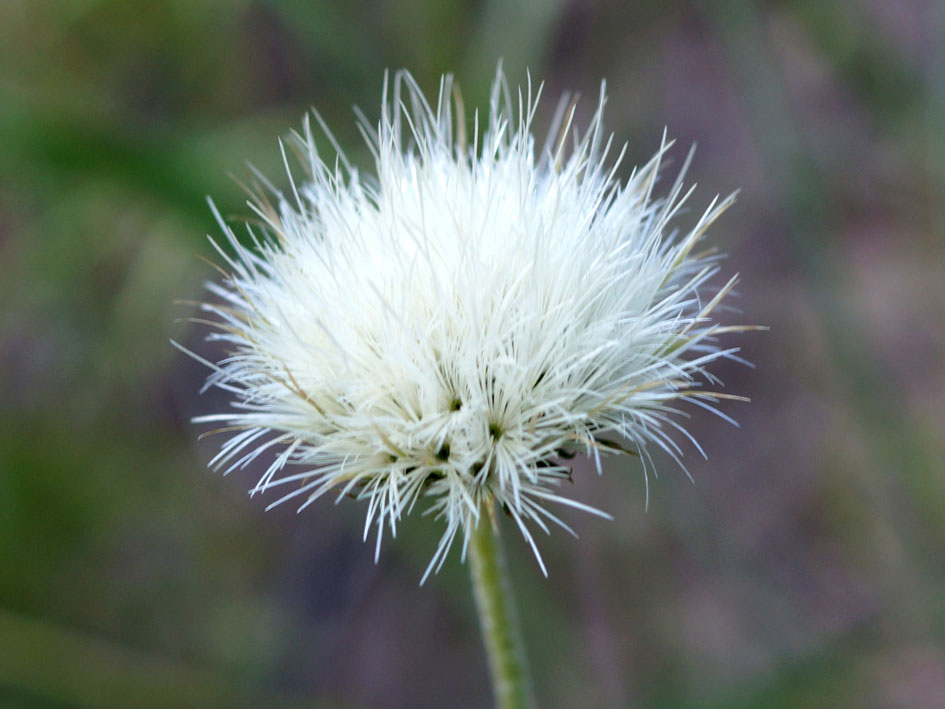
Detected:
[1,0,943,706]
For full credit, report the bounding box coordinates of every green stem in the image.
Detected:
[468,500,535,709]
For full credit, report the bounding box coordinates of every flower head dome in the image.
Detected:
[183,68,750,581]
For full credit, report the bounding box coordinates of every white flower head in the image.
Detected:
[183,67,751,582]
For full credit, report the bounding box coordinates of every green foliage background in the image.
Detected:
[2,1,943,706]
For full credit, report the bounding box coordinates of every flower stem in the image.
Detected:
[468,500,535,709]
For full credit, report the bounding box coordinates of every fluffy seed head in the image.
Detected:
[183,68,750,581]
